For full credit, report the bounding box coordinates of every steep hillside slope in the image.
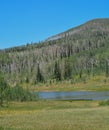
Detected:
[46,18,109,41]
[0,18,109,86]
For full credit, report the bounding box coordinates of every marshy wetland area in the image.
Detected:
[0,79,109,130]
[0,100,109,130]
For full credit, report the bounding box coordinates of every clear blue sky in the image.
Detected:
[0,0,109,49]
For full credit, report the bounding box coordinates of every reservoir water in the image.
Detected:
[37,91,109,100]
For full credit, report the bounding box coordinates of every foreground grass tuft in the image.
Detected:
[99,100,109,106]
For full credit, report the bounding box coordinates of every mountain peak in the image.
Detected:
[46,18,109,41]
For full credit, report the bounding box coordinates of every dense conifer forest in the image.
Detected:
[0,18,109,86]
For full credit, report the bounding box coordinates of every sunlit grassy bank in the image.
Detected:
[29,75,109,92]
[0,101,109,130]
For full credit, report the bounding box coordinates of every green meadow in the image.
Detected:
[0,100,109,130]
[30,75,109,92]
[1,76,109,130]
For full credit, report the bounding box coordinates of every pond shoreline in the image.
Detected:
[35,91,109,101]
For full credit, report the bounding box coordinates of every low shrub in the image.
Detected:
[9,84,38,102]
[99,100,109,106]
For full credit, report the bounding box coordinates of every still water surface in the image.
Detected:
[37,91,109,100]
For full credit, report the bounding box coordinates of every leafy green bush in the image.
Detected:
[99,100,109,106]
[0,74,10,106]
[9,84,38,102]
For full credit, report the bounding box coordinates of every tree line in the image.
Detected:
[0,19,109,86]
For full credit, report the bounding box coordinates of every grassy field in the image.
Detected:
[30,75,109,92]
[1,75,109,130]
[0,100,109,130]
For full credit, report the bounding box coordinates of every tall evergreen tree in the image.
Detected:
[36,63,44,83]
[64,59,72,79]
[54,61,61,81]
[105,60,109,77]
[0,74,10,106]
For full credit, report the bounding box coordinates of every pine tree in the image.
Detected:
[64,59,72,80]
[36,64,44,83]
[54,61,61,81]
[105,60,109,77]
[0,74,10,106]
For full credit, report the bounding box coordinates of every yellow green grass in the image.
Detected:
[29,75,109,92]
[1,75,109,130]
[0,100,109,130]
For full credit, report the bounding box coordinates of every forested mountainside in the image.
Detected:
[0,18,109,86]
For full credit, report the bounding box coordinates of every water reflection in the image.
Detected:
[37,91,109,100]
